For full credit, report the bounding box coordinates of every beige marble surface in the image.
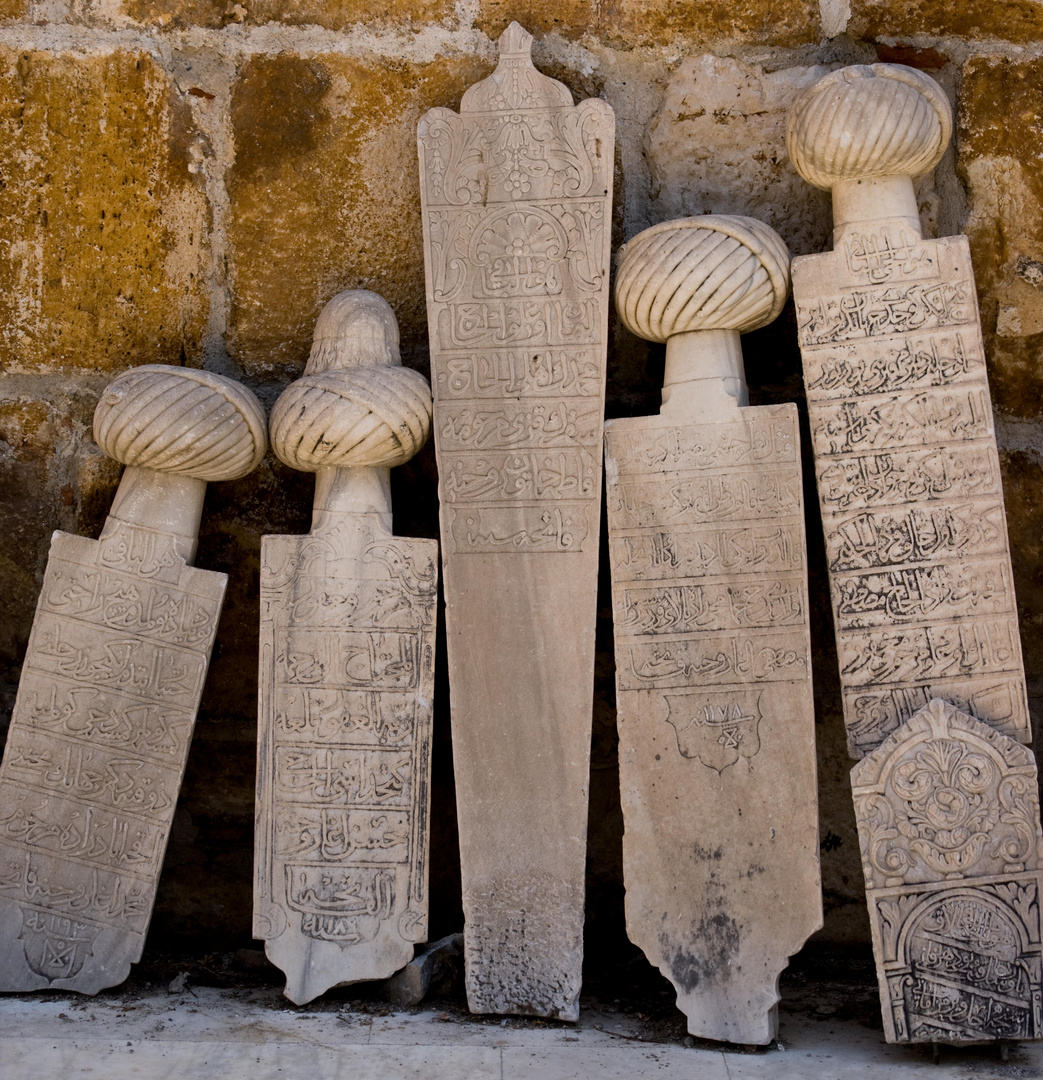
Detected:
[0,365,266,993]
[788,65,1030,759]
[417,22,614,1019]
[606,215,821,1045]
[852,698,1043,1044]
[254,291,437,1005]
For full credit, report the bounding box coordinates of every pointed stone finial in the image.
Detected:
[269,290,432,474]
[498,20,533,55]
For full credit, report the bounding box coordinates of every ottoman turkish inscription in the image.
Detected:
[0,365,267,992]
[852,698,1043,1044]
[607,216,821,1044]
[255,292,438,1005]
[418,22,613,1018]
[788,65,1029,759]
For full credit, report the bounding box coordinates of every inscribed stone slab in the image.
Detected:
[0,365,267,992]
[788,65,1030,759]
[254,291,437,1005]
[852,698,1043,1044]
[606,216,821,1045]
[417,22,613,1019]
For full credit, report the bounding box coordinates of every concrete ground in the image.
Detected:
[0,948,1039,1079]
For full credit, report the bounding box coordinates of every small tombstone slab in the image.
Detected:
[787,65,1030,759]
[606,216,822,1045]
[417,23,614,1019]
[852,698,1043,1044]
[254,291,437,1005]
[0,366,267,992]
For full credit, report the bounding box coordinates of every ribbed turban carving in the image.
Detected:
[786,64,952,191]
[614,215,791,343]
[270,290,432,472]
[94,365,268,482]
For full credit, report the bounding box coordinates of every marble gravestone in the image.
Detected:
[417,23,613,1019]
[607,215,822,1045]
[852,698,1043,1044]
[0,365,267,993]
[787,65,1030,759]
[255,291,437,1005]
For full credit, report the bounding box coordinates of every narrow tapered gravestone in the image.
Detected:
[606,216,821,1045]
[417,22,613,1018]
[254,291,437,1005]
[0,366,267,992]
[787,65,1029,759]
[852,698,1043,1044]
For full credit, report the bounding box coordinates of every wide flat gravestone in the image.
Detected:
[0,366,267,992]
[255,291,437,1005]
[606,216,821,1045]
[787,64,1029,759]
[852,698,1043,1044]
[417,23,613,1019]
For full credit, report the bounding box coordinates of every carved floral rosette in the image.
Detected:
[852,698,1043,1043]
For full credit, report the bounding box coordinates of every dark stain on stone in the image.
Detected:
[230,56,332,184]
[693,843,723,862]
[875,43,947,70]
[659,912,741,994]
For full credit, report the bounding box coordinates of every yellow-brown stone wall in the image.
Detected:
[0,2,1041,962]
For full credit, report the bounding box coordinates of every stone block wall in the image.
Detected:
[0,1,1041,958]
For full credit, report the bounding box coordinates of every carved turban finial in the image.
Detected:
[94,365,268,482]
[614,215,791,343]
[786,64,952,191]
[269,290,432,472]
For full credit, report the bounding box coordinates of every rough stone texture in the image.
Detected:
[255,292,438,1004]
[789,65,1030,759]
[959,56,1043,421]
[853,699,1043,1044]
[227,53,491,379]
[419,24,613,1019]
[849,1,1043,45]
[119,0,454,31]
[0,50,209,375]
[0,365,266,993]
[607,216,821,1044]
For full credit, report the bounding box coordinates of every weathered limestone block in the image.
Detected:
[255,291,438,1005]
[606,215,821,1045]
[787,65,1030,759]
[0,365,267,992]
[0,50,209,373]
[852,698,1043,1044]
[417,23,613,1019]
[227,52,490,378]
[119,0,453,30]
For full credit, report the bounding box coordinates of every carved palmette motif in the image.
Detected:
[0,365,266,993]
[852,699,1043,1044]
[787,66,1029,758]
[418,23,613,1019]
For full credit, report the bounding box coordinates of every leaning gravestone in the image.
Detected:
[607,215,822,1045]
[787,65,1030,759]
[417,22,614,1019]
[852,698,1043,1044]
[255,291,437,1005]
[0,365,267,992]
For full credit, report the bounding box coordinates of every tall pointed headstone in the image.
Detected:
[417,23,614,1019]
[787,65,1029,759]
[254,291,437,1005]
[0,365,267,992]
[606,215,821,1045]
